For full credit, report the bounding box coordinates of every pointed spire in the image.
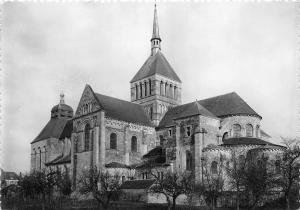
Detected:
[151,3,161,55]
[152,3,160,41]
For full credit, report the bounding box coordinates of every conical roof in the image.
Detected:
[130,51,181,83]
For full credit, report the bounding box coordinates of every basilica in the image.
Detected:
[30,5,284,201]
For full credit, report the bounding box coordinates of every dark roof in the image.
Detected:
[51,104,73,113]
[158,92,260,128]
[95,93,153,127]
[158,101,215,128]
[143,146,164,158]
[120,179,155,190]
[105,162,131,169]
[45,153,71,166]
[221,137,280,147]
[131,51,181,83]
[260,129,271,138]
[59,120,73,139]
[0,169,18,180]
[198,92,261,118]
[31,118,70,144]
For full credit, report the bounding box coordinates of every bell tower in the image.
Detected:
[130,4,182,127]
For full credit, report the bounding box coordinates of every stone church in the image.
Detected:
[30,5,284,194]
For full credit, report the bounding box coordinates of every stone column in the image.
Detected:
[136,84,140,100]
[161,82,165,96]
[93,126,100,167]
[165,83,168,97]
[154,80,160,95]
[99,111,106,170]
[71,133,76,188]
[194,130,202,184]
[124,126,130,165]
[146,81,150,96]
[175,126,181,172]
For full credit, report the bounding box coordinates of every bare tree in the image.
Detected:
[56,168,72,198]
[242,155,276,210]
[78,166,122,210]
[149,169,193,210]
[277,138,300,210]
[226,150,246,210]
[199,155,225,210]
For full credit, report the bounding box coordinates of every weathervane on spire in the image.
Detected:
[60,92,65,105]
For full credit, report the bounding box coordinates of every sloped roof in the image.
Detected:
[120,179,156,190]
[45,153,71,166]
[31,118,70,144]
[158,101,215,128]
[158,92,260,128]
[260,129,271,138]
[95,93,153,127]
[59,120,73,140]
[0,169,18,180]
[198,92,260,118]
[105,162,131,169]
[130,51,181,83]
[143,146,164,158]
[221,137,280,147]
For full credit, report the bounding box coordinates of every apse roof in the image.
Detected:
[120,179,156,190]
[45,153,71,166]
[158,92,261,128]
[130,51,181,83]
[31,118,70,144]
[221,137,282,147]
[95,93,153,127]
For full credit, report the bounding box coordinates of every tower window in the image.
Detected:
[232,124,242,137]
[131,136,137,152]
[110,133,117,149]
[246,124,253,137]
[144,81,147,96]
[140,83,143,98]
[84,124,91,151]
[149,79,152,95]
[135,84,138,100]
[256,125,260,137]
[168,129,172,137]
[186,150,192,171]
[186,126,191,137]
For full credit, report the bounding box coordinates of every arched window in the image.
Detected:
[84,124,91,151]
[144,81,147,96]
[211,161,218,174]
[246,124,253,137]
[110,133,117,149]
[32,149,36,169]
[160,82,163,95]
[222,132,229,141]
[232,124,242,137]
[186,150,192,171]
[140,83,143,98]
[131,136,137,152]
[91,130,94,150]
[256,125,260,137]
[275,160,281,174]
[159,135,164,146]
[38,147,42,170]
[169,84,173,98]
[149,79,152,95]
[135,84,138,100]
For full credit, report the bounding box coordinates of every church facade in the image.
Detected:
[30,5,284,199]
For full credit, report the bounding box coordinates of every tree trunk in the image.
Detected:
[172,196,176,210]
[237,191,240,210]
[286,194,290,210]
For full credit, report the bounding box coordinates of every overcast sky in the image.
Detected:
[2,2,298,173]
